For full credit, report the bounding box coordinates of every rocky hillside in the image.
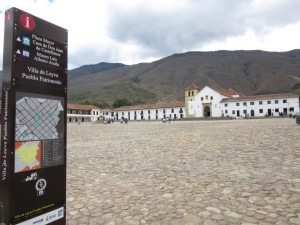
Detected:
[68,50,300,105]
[1,50,300,106]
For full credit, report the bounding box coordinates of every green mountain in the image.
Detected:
[68,62,126,79]
[68,50,300,105]
[1,50,300,105]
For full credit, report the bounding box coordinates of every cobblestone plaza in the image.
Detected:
[66,118,300,225]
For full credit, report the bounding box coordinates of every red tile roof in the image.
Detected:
[115,101,185,111]
[209,87,232,97]
[185,84,246,98]
[225,88,246,97]
[67,103,98,110]
[220,93,299,103]
[185,83,201,90]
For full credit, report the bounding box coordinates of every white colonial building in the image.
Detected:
[67,102,185,123]
[113,101,185,121]
[186,84,300,118]
[67,103,101,123]
[66,84,299,123]
[220,94,299,118]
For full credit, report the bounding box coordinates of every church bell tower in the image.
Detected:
[185,83,201,117]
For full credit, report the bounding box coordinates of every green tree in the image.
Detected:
[112,98,132,109]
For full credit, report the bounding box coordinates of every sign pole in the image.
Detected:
[1,8,67,225]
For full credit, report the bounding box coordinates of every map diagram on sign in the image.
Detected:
[15,97,63,141]
[15,141,42,173]
[14,92,65,173]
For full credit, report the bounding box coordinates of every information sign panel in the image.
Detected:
[0,8,67,225]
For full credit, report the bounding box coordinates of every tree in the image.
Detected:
[112,98,132,109]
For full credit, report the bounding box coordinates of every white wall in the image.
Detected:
[221,97,300,118]
[67,109,102,122]
[115,107,185,121]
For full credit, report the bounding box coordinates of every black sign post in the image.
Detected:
[1,8,67,225]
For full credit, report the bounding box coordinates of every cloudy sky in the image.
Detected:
[1,0,300,70]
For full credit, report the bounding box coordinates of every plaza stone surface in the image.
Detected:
[66,118,300,225]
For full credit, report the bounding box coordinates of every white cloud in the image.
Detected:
[201,22,300,52]
[0,0,300,70]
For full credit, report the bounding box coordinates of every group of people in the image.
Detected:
[120,117,129,124]
[106,118,115,124]
[105,117,129,124]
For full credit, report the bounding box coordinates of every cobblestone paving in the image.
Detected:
[66,118,300,225]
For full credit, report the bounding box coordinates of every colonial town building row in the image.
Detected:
[67,102,185,123]
[67,84,300,122]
